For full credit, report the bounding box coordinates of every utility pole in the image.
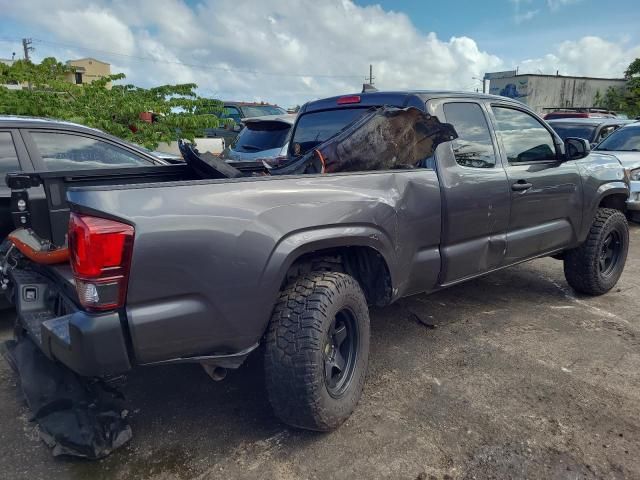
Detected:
[22,38,33,62]
[368,64,375,85]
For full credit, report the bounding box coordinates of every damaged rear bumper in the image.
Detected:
[6,266,258,377]
[8,267,132,377]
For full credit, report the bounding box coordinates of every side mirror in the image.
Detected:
[233,124,242,133]
[564,137,590,160]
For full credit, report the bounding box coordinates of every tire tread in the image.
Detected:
[564,208,628,295]
[264,271,369,431]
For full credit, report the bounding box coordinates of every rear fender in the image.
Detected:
[256,225,397,321]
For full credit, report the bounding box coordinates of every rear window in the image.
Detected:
[231,122,291,152]
[549,124,597,142]
[241,105,287,117]
[290,108,368,156]
[595,126,640,152]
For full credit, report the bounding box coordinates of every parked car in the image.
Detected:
[593,122,640,221]
[219,114,296,168]
[1,91,630,432]
[0,116,172,241]
[203,102,288,146]
[542,107,618,120]
[548,118,632,147]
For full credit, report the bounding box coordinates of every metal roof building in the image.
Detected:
[484,71,626,115]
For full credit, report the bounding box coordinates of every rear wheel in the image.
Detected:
[264,272,370,431]
[564,208,629,295]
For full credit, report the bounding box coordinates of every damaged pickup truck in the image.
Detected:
[1,91,631,432]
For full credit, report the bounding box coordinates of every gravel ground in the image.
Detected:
[1,225,639,480]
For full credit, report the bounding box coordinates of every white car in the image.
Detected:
[594,122,640,221]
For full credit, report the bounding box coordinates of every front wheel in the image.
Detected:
[564,208,629,295]
[264,272,370,431]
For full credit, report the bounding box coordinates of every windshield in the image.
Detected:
[290,108,369,156]
[595,126,640,152]
[550,124,597,142]
[231,121,291,152]
[241,105,287,117]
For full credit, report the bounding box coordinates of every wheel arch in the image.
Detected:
[261,225,397,308]
[578,181,629,242]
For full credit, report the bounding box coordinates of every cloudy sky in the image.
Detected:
[1,0,639,108]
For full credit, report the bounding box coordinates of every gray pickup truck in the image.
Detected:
[1,91,631,432]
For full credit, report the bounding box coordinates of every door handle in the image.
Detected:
[512,180,532,192]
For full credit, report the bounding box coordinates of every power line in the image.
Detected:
[24,38,363,80]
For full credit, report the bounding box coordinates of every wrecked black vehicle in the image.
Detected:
[0,91,631,448]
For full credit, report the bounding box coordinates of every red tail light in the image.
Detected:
[337,95,361,105]
[69,213,134,311]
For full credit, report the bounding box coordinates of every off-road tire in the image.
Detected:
[264,272,370,431]
[564,208,629,295]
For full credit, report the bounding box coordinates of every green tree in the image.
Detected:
[593,90,602,107]
[601,57,640,119]
[0,57,223,149]
[624,58,640,79]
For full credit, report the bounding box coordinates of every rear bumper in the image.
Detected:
[8,267,131,377]
[39,310,132,377]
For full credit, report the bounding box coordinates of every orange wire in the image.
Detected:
[314,149,326,173]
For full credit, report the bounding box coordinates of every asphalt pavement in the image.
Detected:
[1,226,639,479]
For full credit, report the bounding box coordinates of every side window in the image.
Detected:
[223,106,242,124]
[597,125,617,143]
[443,102,496,168]
[492,107,557,163]
[0,132,21,186]
[30,132,152,171]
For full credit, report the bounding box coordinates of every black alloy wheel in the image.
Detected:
[324,308,359,397]
[599,230,622,277]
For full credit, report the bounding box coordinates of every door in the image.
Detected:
[489,105,583,263]
[433,100,511,285]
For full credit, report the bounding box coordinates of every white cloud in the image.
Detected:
[518,36,640,77]
[510,0,538,24]
[5,2,136,56]
[1,0,638,107]
[515,9,539,24]
[547,0,582,11]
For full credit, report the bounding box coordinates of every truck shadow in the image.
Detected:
[87,259,580,471]
[0,256,613,479]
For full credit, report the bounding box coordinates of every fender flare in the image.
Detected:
[591,182,629,212]
[579,181,629,242]
[247,225,398,332]
[260,224,398,292]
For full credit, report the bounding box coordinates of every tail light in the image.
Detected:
[69,213,134,312]
[337,95,361,105]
